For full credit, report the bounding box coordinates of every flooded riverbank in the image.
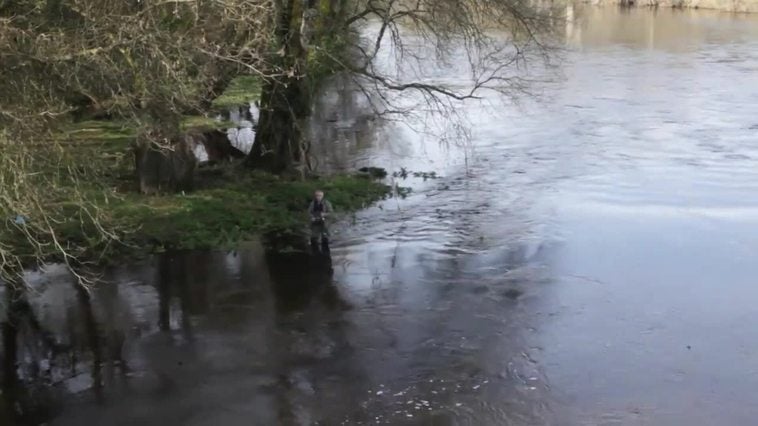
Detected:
[3,6,758,426]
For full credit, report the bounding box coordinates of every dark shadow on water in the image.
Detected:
[1,282,64,426]
[1,238,356,425]
[264,245,364,424]
[156,253,196,340]
[73,282,104,403]
[267,244,346,314]
[2,283,22,425]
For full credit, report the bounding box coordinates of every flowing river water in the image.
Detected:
[4,6,758,426]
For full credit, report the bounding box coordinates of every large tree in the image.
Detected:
[244,0,556,172]
[0,0,554,284]
[0,0,275,284]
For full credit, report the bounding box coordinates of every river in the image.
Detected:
[3,6,758,426]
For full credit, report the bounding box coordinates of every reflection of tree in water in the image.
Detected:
[73,282,104,402]
[1,277,113,425]
[264,248,371,423]
[157,252,199,340]
[266,250,339,313]
[0,253,211,425]
[1,244,378,424]
[307,73,390,173]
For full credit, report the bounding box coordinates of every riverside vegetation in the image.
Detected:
[0,0,555,284]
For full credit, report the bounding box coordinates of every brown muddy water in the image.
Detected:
[3,6,758,426]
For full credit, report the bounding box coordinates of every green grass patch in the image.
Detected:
[62,120,136,142]
[65,115,231,140]
[10,167,392,264]
[3,166,391,264]
[55,115,232,179]
[211,75,262,110]
[180,116,233,132]
[108,170,389,254]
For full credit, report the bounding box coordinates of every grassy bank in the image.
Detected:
[62,116,390,256]
[96,168,390,254]
[2,69,394,268]
[4,142,391,263]
[5,124,389,268]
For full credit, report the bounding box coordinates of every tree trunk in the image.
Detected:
[246,76,310,172]
[245,0,311,173]
[134,137,197,194]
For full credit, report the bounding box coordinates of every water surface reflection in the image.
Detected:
[3,6,758,426]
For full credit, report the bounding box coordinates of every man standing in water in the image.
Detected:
[308,190,333,251]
